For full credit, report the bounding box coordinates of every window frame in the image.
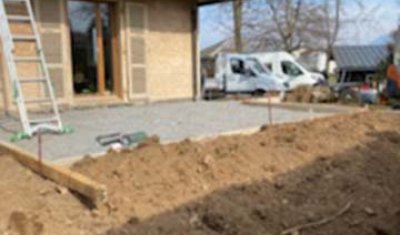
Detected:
[230,58,246,75]
[281,60,304,77]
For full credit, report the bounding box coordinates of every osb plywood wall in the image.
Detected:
[35,0,71,101]
[3,3,42,110]
[0,0,196,111]
[125,0,196,102]
[0,0,71,112]
[126,2,148,99]
[144,0,196,101]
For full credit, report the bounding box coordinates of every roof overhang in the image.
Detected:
[197,0,231,6]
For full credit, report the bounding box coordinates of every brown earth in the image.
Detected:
[285,85,334,103]
[0,153,112,235]
[1,111,400,235]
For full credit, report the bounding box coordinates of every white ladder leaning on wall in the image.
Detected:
[0,0,65,138]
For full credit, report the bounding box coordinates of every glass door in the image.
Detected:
[68,0,114,95]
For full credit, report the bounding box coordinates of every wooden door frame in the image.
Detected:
[95,4,106,95]
[67,0,122,98]
[110,2,122,98]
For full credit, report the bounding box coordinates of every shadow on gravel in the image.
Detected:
[105,131,400,235]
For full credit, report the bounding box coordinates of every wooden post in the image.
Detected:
[233,0,243,53]
[37,129,43,174]
[96,4,106,95]
[110,2,122,98]
[268,92,273,125]
[192,6,201,101]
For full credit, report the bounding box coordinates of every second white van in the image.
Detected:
[251,52,326,90]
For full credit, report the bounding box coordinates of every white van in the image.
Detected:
[251,52,325,90]
[202,53,285,97]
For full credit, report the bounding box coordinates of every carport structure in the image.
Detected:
[333,45,390,84]
[0,0,230,114]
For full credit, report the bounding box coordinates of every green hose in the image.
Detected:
[61,126,74,134]
[10,131,30,142]
[10,126,74,142]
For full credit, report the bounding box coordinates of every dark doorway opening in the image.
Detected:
[68,0,114,95]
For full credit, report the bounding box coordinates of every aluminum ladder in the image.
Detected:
[0,0,64,137]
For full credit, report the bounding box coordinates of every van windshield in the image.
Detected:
[281,60,304,77]
[246,58,270,75]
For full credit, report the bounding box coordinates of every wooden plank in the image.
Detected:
[111,2,122,98]
[0,141,107,207]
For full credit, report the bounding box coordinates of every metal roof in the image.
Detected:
[333,45,390,71]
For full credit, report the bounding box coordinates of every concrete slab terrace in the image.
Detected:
[0,101,335,162]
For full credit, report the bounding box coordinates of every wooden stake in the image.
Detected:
[268,91,273,125]
[37,129,43,174]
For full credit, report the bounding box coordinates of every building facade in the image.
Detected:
[0,0,216,112]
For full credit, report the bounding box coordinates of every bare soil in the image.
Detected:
[1,111,400,235]
[285,85,334,103]
[0,153,108,235]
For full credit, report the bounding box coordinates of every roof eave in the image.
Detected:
[198,0,231,6]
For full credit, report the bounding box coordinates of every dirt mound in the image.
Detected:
[2,111,400,235]
[286,85,334,103]
[7,211,44,235]
[0,155,109,235]
[72,111,400,235]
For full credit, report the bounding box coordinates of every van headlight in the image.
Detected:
[311,74,320,81]
[313,74,326,81]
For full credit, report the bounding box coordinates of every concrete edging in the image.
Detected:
[54,108,369,167]
[54,126,263,167]
[243,99,362,113]
[54,112,341,166]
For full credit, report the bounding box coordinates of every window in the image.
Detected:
[281,61,303,77]
[68,1,115,95]
[246,58,269,75]
[230,58,245,74]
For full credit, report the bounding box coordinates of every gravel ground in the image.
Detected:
[0,101,332,162]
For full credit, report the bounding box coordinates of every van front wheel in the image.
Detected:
[203,89,214,100]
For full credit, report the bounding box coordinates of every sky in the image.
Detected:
[199,0,399,49]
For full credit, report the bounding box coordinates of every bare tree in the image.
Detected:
[213,0,258,52]
[241,0,321,53]
[318,0,342,73]
[233,0,244,52]
[212,0,379,73]
[266,0,304,53]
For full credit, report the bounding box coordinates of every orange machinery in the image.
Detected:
[387,65,400,88]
